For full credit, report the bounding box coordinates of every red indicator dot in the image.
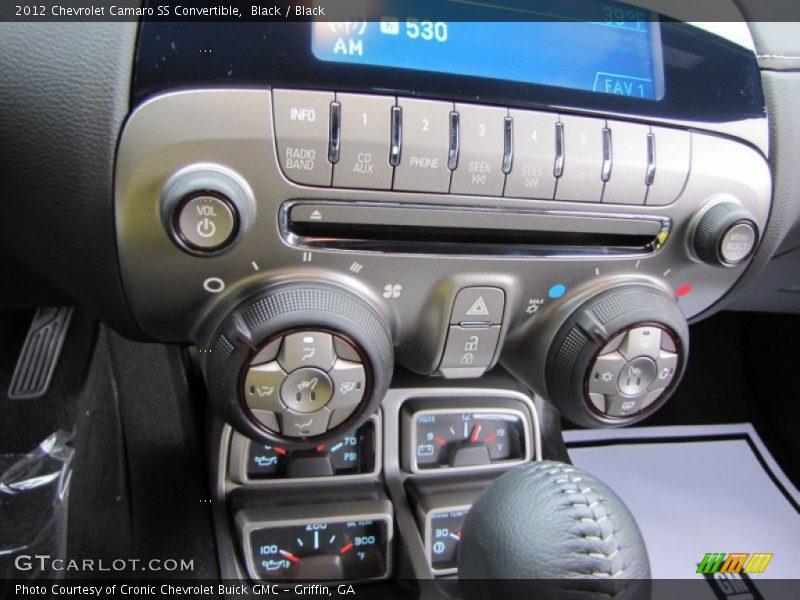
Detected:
[273,447,287,456]
[677,284,693,297]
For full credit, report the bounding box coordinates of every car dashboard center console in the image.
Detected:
[115,2,770,587]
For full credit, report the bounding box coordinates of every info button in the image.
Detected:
[273,89,333,186]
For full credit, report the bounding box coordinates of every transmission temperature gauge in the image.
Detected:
[403,407,530,473]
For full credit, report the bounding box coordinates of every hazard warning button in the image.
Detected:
[450,287,505,325]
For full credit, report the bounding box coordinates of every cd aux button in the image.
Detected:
[273,89,333,186]
[393,97,453,193]
[554,114,606,202]
[504,110,558,200]
[333,93,395,190]
[450,104,507,196]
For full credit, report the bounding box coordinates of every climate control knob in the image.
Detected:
[692,201,758,267]
[203,282,393,447]
[544,284,689,427]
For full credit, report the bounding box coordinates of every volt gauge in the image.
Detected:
[403,407,530,473]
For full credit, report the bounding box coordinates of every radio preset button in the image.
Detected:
[646,126,690,206]
[555,115,605,202]
[603,120,649,205]
[450,104,507,196]
[393,97,453,193]
[273,89,333,186]
[333,93,395,190]
[505,110,558,200]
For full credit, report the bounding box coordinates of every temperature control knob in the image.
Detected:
[544,284,689,427]
[203,282,393,447]
[692,202,758,267]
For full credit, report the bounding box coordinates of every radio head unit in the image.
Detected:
[118,11,769,438]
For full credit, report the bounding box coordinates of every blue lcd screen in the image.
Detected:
[311,5,664,101]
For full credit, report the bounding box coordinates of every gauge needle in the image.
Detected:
[469,424,483,443]
[434,435,447,446]
[340,542,355,554]
[485,433,497,444]
[279,550,300,564]
[273,447,287,456]
[450,532,461,541]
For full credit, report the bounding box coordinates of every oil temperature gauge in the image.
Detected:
[237,502,393,582]
[405,408,529,472]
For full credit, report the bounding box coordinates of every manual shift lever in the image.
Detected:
[458,461,651,600]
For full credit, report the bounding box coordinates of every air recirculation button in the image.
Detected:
[243,331,367,437]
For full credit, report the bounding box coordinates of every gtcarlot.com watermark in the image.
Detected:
[14,554,194,573]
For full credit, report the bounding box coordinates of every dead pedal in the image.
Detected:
[8,307,74,400]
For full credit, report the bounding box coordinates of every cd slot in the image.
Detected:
[284,202,669,257]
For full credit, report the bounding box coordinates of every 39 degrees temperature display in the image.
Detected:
[311,3,663,100]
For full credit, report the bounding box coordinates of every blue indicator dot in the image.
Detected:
[548,284,567,299]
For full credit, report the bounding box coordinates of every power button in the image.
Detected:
[175,194,237,252]
[160,165,255,257]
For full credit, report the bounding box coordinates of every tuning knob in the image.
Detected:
[203,283,393,447]
[692,202,758,267]
[544,284,689,427]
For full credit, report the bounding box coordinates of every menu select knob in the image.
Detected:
[693,202,758,267]
[160,164,255,255]
[544,284,689,428]
[203,283,393,447]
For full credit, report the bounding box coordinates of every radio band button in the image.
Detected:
[273,89,334,186]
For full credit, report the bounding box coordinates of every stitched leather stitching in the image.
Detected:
[538,466,625,578]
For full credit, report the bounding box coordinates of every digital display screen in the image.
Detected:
[311,1,664,101]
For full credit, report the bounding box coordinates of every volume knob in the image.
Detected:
[160,164,256,256]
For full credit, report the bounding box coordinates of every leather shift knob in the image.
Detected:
[458,460,651,600]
